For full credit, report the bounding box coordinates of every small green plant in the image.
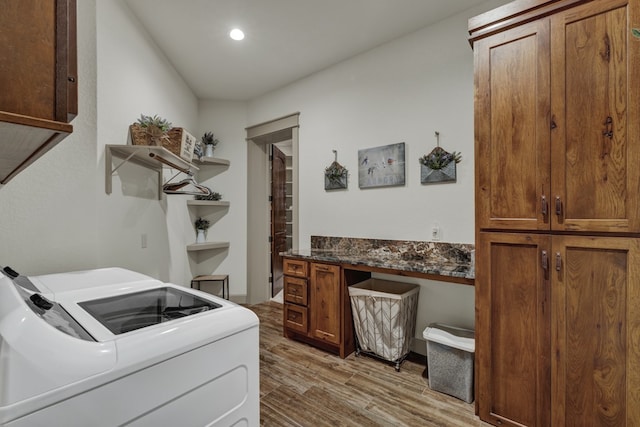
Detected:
[195,217,210,230]
[195,191,222,201]
[419,147,461,170]
[324,162,347,185]
[201,132,219,147]
[136,114,172,132]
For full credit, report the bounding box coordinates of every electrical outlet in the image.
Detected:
[141,233,147,248]
[431,224,441,241]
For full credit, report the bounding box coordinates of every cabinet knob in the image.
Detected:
[68,76,76,83]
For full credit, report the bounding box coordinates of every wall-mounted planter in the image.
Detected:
[421,161,456,184]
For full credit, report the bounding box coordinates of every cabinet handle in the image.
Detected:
[602,116,613,139]
[541,195,548,217]
[555,196,562,217]
[541,250,549,272]
[555,252,562,272]
[315,266,330,271]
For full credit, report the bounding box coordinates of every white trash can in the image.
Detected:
[423,323,475,403]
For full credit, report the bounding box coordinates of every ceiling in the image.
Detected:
[124,0,500,101]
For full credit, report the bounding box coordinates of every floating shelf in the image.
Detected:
[105,144,199,199]
[193,156,230,166]
[186,200,230,207]
[187,242,230,251]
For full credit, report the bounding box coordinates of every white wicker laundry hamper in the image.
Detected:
[349,279,419,371]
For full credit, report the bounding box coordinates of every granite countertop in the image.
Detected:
[283,247,474,281]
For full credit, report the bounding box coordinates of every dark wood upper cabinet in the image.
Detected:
[0,0,77,184]
[472,0,639,234]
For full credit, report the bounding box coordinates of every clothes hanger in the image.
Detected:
[162,171,211,196]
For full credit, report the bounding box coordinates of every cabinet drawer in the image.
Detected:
[284,276,308,306]
[283,258,308,277]
[284,304,308,334]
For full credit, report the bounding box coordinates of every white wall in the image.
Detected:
[0,0,504,324]
[245,1,506,342]
[96,0,199,285]
[0,0,98,275]
[196,100,248,296]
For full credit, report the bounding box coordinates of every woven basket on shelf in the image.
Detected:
[129,124,195,162]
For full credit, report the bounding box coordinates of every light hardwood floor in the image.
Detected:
[246,302,490,427]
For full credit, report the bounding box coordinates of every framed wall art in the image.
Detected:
[358,142,406,189]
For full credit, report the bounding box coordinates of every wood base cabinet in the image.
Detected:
[476,232,551,427]
[552,236,640,426]
[283,258,355,358]
[477,232,640,426]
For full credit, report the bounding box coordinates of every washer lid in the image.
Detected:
[78,287,222,335]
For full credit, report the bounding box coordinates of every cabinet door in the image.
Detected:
[0,0,76,122]
[475,20,551,231]
[309,263,341,346]
[551,235,640,426]
[550,0,640,232]
[476,232,551,427]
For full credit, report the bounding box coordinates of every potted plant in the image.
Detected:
[201,132,219,157]
[324,162,348,190]
[419,146,461,184]
[133,114,172,146]
[195,217,210,243]
[195,191,223,201]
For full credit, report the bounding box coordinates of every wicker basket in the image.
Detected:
[129,124,195,162]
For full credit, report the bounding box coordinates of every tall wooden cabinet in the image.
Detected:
[0,0,77,184]
[471,0,640,425]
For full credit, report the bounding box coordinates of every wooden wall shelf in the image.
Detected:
[186,242,230,251]
[186,200,230,207]
[105,144,199,199]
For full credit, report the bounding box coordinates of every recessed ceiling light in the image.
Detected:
[230,28,245,41]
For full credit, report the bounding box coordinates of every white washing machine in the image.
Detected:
[0,266,259,426]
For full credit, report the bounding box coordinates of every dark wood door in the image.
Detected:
[310,262,341,346]
[551,0,640,233]
[551,235,640,426]
[474,20,551,231]
[476,232,551,427]
[271,144,287,297]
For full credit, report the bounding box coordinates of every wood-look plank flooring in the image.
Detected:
[246,302,491,427]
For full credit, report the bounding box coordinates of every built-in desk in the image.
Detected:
[284,248,474,285]
[281,237,474,358]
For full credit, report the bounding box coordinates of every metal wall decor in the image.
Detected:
[358,142,406,189]
[419,131,461,184]
[324,150,348,190]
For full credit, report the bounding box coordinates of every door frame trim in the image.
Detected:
[246,113,299,304]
